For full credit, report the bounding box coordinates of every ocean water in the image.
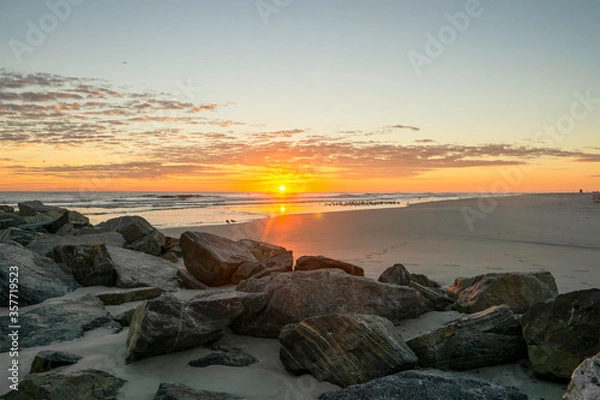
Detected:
[0,191,495,229]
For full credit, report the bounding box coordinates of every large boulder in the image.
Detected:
[0,243,79,307]
[16,201,90,233]
[87,216,164,256]
[126,292,244,363]
[47,244,116,287]
[0,295,117,352]
[237,238,289,261]
[30,350,83,373]
[0,369,126,400]
[180,232,258,286]
[107,246,179,291]
[521,289,600,381]
[378,263,411,285]
[26,232,126,257]
[230,251,294,284]
[279,314,418,387]
[317,369,528,400]
[407,305,524,370]
[563,352,600,400]
[95,287,163,305]
[232,269,433,338]
[295,255,365,276]
[0,227,40,246]
[378,263,451,310]
[448,271,558,314]
[188,345,258,368]
[152,382,245,400]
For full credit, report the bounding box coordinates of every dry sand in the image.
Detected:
[3,194,598,398]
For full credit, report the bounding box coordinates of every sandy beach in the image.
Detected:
[164,193,600,293]
[2,193,598,399]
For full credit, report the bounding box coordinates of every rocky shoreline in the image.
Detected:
[1,201,599,399]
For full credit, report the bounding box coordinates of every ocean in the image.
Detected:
[0,192,499,229]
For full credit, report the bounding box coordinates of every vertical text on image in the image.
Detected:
[7,265,20,391]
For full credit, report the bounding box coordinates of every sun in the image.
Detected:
[279,185,286,192]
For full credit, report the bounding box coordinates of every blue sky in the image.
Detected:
[0,1,599,191]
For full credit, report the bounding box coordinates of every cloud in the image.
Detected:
[190,103,218,113]
[387,125,420,131]
[414,139,435,143]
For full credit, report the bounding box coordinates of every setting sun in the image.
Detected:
[279,185,286,192]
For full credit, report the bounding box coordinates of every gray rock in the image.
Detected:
[16,201,90,233]
[180,232,258,286]
[126,292,244,363]
[87,216,165,255]
[177,268,209,290]
[407,305,524,370]
[26,232,126,257]
[410,273,442,288]
[563,352,600,400]
[0,218,17,230]
[522,288,600,381]
[409,280,452,311]
[232,269,433,338]
[0,295,117,352]
[47,244,116,287]
[280,314,418,387]
[0,369,126,400]
[30,350,83,373]
[448,271,558,314]
[0,205,15,213]
[295,255,365,276]
[95,287,163,305]
[317,369,528,400]
[0,243,79,307]
[0,227,41,246]
[231,251,294,284]
[113,308,136,327]
[188,345,258,368]
[153,382,245,400]
[378,263,411,285]
[107,246,180,291]
[236,238,289,261]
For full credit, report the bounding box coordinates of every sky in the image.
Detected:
[0,0,599,193]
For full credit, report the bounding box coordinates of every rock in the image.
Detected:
[522,288,600,381]
[232,269,433,338]
[16,201,90,233]
[0,295,117,352]
[448,271,558,314]
[231,251,294,284]
[410,273,442,288]
[180,231,258,286]
[563,352,600,400]
[317,369,528,400]
[280,314,418,387]
[188,345,258,368]
[0,205,15,213]
[26,232,126,257]
[377,264,450,310]
[0,227,41,246]
[177,268,209,290]
[46,244,116,287]
[237,238,289,261]
[378,263,411,285]
[30,350,83,373]
[0,218,17,230]
[160,251,179,263]
[295,255,365,276]
[126,292,244,363]
[407,305,524,370]
[0,243,79,307]
[87,216,165,255]
[0,369,126,400]
[18,200,61,216]
[95,287,163,305]
[153,382,245,400]
[107,246,180,291]
[113,308,136,327]
[409,280,452,311]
